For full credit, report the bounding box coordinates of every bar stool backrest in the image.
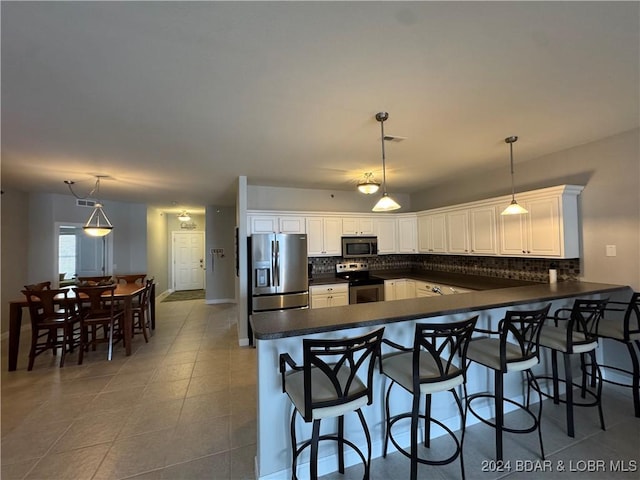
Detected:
[412,317,478,392]
[565,298,608,350]
[499,304,551,371]
[301,327,385,422]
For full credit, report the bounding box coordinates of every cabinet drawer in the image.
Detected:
[310,284,349,295]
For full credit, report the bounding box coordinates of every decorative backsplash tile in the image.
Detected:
[308,255,580,283]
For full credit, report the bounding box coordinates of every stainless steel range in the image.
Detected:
[335,263,384,304]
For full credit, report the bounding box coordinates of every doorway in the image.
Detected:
[172,231,205,291]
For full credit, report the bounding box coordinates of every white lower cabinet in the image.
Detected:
[310,284,349,309]
[384,279,415,301]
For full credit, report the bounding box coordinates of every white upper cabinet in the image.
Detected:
[418,213,447,253]
[446,210,470,254]
[469,205,498,255]
[249,215,305,234]
[397,216,418,253]
[498,185,583,258]
[306,217,342,256]
[374,217,397,254]
[342,217,375,236]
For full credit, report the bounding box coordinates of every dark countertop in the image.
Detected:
[308,274,349,286]
[371,269,540,290]
[251,281,630,340]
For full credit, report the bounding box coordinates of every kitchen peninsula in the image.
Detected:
[250,280,630,480]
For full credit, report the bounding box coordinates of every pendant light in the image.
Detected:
[357,172,380,194]
[372,112,401,212]
[500,136,528,215]
[177,211,191,222]
[65,176,114,236]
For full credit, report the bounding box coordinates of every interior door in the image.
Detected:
[173,232,205,291]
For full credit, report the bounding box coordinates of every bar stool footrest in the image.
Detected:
[467,393,539,435]
[292,434,368,480]
[532,375,601,408]
[387,412,461,467]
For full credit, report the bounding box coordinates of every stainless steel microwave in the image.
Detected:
[341,236,378,258]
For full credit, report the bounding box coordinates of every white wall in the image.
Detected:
[147,207,169,295]
[205,206,236,303]
[0,190,30,334]
[248,184,411,213]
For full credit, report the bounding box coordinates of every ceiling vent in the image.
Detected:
[76,199,97,208]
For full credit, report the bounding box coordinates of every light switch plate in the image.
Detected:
[606,245,617,257]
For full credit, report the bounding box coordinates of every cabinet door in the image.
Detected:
[397,217,418,253]
[384,280,396,301]
[311,294,331,309]
[418,214,447,253]
[446,210,469,254]
[323,218,343,255]
[396,280,415,299]
[498,209,528,255]
[343,217,374,236]
[330,291,349,307]
[279,217,306,234]
[306,218,325,255]
[250,216,278,234]
[526,197,561,256]
[469,206,498,254]
[375,218,397,254]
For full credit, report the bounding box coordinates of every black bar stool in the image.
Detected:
[465,305,551,461]
[279,327,385,480]
[380,317,478,480]
[534,298,608,437]
[593,292,640,417]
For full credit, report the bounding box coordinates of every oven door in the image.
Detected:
[349,283,384,304]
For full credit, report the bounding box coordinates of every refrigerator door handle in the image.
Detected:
[274,240,280,287]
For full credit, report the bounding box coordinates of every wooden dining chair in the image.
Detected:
[116,274,147,286]
[23,281,52,291]
[132,278,153,342]
[21,288,81,370]
[73,284,124,363]
[77,275,113,286]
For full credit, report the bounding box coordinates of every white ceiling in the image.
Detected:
[2,2,638,213]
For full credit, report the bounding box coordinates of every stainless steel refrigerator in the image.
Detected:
[250,233,309,313]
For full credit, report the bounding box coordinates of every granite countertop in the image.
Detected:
[308,274,349,286]
[250,281,630,340]
[371,269,540,290]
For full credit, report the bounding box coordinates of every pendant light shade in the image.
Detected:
[83,203,114,237]
[372,112,401,212]
[500,136,528,216]
[357,172,380,194]
[178,211,191,222]
[65,176,114,236]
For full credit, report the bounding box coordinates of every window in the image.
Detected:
[58,228,76,279]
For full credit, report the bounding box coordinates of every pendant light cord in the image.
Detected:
[509,141,515,199]
[380,118,387,194]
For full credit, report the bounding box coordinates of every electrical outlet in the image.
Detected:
[605,245,617,257]
[211,248,224,255]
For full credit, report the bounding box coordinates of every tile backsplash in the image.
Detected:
[309,255,580,283]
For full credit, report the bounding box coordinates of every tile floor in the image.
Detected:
[2,299,638,479]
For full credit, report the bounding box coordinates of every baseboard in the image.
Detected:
[205,298,236,305]
[238,337,250,347]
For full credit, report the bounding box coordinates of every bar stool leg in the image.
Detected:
[495,370,504,461]
[410,393,420,480]
[564,353,575,438]
[310,420,321,480]
[424,394,431,448]
[338,416,345,473]
[630,341,640,417]
[551,350,560,404]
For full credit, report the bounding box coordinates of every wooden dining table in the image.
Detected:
[7,282,156,371]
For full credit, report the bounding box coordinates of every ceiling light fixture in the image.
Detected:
[372,112,401,212]
[357,172,381,194]
[64,176,114,237]
[500,136,528,215]
[178,211,191,222]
